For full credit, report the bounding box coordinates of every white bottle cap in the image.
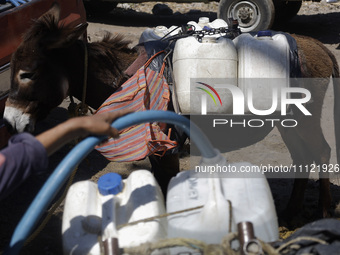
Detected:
[199,17,210,24]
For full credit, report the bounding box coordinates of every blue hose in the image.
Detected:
[6,110,217,254]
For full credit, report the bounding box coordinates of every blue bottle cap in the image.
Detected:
[257,30,272,37]
[98,173,123,195]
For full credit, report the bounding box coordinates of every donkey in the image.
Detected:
[4,3,340,221]
[4,5,138,133]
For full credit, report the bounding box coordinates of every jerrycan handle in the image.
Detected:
[200,177,232,232]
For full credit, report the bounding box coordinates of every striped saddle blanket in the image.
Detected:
[95,51,177,162]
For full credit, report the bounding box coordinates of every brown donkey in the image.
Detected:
[4,3,340,220]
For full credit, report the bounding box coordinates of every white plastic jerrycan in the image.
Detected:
[233,31,291,114]
[173,36,238,114]
[166,158,279,252]
[62,170,167,255]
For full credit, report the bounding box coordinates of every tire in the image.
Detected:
[274,0,302,22]
[218,0,275,32]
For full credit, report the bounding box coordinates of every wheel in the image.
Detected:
[274,0,302,22]
[218,0,275,32]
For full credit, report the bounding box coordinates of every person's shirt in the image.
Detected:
[0,133,48,200]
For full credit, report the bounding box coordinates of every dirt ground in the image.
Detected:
[1,1,340,254]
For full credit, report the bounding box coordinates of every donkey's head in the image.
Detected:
[4,3,87,133]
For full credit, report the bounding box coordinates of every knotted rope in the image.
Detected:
[122,233,328,255]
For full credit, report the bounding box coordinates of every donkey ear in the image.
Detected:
[47,22,88,49]
[22,2,61,43]
[65,23,88,46]
[39,2,61,23]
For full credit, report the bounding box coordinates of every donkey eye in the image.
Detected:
[20,72,35,80]
[18,70,36,83]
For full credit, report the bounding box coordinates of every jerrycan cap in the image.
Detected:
[257,30,272,37]
[98,173,123,195]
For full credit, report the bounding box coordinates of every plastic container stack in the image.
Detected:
[166,161,278,254]
[62,170,167,255]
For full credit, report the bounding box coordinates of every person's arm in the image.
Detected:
[36,111,129,156]
[0,110,130,200]
[0,133,48,200]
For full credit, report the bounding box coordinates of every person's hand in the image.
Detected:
[77,110,132,138]
[36,110,132,156]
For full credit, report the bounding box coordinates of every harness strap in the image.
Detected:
[81,42,88,106]
[68,41,90,117]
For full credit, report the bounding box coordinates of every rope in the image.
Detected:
[118,200,236,255]
[117,205,203,230]
[221,232,239,255]
[117,199,232,231]
[123,234,238,255]
[68,41,90,117]
[122,233,329,255]
[227,199,232,233]
[275,236,328,253]
[123,238,210,255]
[80,42,89,114]
[118,199,328,255]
